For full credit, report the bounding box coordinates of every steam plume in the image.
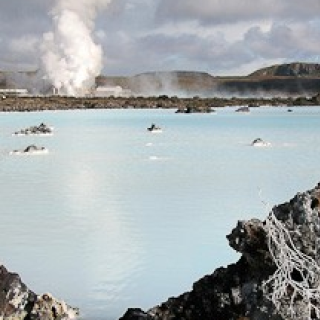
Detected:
[41,0,111,96]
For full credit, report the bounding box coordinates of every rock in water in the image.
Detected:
[0,265,78,320]
[119,183,320,320]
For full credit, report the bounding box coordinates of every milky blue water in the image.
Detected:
[1,106,320,320]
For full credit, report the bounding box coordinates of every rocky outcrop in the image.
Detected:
[235,106,250,113]
[175,104,214,114]
[13,123,53,135]
[251,138,271,147]
[119,183,320,320]
[249,62,320,77]
[10,145,48,155]
[147,124,162,132]
[0,265,78,320]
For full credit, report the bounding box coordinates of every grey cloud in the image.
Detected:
[211,22,320,73]
[101,30,252,75]
[100,19,320,76]
[0,0,51,35]
[0,0,51,69]
[243,23,320,60]
[96,0,156,35]
[155,0,320,25]
[1,0,320,76]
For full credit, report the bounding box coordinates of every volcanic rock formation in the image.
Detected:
[119,183,320,320]
[0,265,78,320]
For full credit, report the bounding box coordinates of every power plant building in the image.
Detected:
[94,86,132,97]
[0,89,28,97]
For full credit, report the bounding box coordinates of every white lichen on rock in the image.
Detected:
[263,191,320,320]
[30,293,79,320]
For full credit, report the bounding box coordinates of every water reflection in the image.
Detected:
[60,155,145,313]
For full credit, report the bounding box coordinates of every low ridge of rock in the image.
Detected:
[119,183,320,320]
[249,62,320,77]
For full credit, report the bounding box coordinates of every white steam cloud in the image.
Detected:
[41,0,111,96]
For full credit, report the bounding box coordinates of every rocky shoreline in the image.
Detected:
[119,183,320,320]
[0,93,320,112]
[1,184,320,320]
[0,265,78,320]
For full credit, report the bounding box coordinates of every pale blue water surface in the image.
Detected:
[1,106,320,320]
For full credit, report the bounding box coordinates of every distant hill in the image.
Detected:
[97,71,216,96]
[249,62,320,77]
[98,66,320,97]
[3,63,320,97]
[0,70,39,90]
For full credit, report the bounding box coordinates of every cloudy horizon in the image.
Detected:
[1,0,320,77]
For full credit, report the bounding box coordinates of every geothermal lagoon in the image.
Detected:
[1,106,320,320]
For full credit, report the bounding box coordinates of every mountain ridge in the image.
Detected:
[249,62,320,77]
[2,62,320,96]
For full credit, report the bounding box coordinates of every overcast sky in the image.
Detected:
[1,0,320,76]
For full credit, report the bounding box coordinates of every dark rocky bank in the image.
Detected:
[1,93,320,112]
[119,183,320,320]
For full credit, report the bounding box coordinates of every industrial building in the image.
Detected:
[94,86,132,97]
[0,88,28,97]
